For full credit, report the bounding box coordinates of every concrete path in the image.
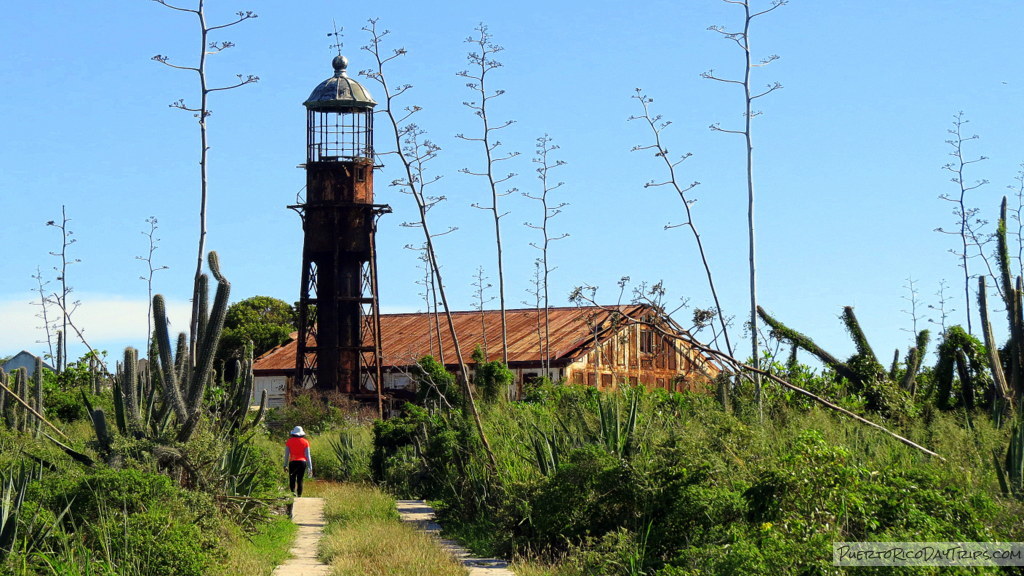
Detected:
[396,499,516,576]
[272,497,331,576]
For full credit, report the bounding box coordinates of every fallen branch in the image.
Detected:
[0,379,69,440]
[573,296,946,461]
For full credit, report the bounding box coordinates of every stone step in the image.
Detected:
[272,497,331,576]
[396,499,517,576]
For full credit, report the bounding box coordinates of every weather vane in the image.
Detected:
[328,20,343,55]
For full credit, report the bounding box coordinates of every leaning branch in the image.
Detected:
[575,296,945,461]
[0,379,70,440]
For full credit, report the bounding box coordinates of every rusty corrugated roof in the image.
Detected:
[253,304,696,372]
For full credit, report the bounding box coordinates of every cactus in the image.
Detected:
[91,408,113,458]
[758,306,921,416]
[115,347,142,436]
[978,197,1024,498]
[888,348,900,381]
[0,369,8,430]
[216,343,266,437]
[978,197,1024,409]
[757,306,857,382]
[842,306,880,368]
[55,330,64,374]
[899,330,930,396]
[15,369,27,433]
[33,357,43,438]
[59,252,269,478]
[89,355,100,395]
[148,252,230,443]
[2,370,17,431]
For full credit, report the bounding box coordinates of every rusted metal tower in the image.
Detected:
[291,53,390,399]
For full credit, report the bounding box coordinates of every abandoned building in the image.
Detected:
[252,304,720,407]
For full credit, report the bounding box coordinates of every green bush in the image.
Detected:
[414,355,462,407]
[96,507,217,576]
[471,346,515,403]
[264,391,345,437]
[23,467,223,576]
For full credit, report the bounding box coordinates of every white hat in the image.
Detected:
[290,426,306,437]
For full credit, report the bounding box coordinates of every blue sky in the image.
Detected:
[2,1,1022,369]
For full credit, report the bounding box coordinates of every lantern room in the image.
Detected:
[303,54,376,163]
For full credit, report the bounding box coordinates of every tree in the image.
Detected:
[524,134,568,373]
[151,0,258,361]
[702,0,786,419]
[218,296,296,364]
[935,111,990,334]
[471,265,495,356]
[46,205,80,372]
[137,216,169,355]
[361,19,496,469]
[457,23,519,364]
[30,267,55,363]
[630,92,733,356]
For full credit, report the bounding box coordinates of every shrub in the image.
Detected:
[414,355,462,407]
[264,390,345,437]
[95,507,217,576]
[24,467,223,576]
[471,346,515,403]
[325,425,373,482]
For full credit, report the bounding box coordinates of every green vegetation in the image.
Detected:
[212,514,297,576]
[0,255,295,576]
[218,296,296,367]
[5,200,1024,575]
[364,372,1023,575]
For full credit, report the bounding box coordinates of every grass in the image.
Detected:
[510,558,581,576]
[312,482,467,576]
[211,513,297,576]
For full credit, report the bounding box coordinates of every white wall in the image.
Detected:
[253,375,288,408]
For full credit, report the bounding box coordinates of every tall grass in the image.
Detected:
[313,482,466,576]
[211,513,297,576]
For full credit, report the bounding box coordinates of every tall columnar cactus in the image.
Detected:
[33,357,43,438]
[60,252,270,475]
[110,347,162,439]
[934,326,991,411]
[980,197,1024,498]
[899,329,931,396]
[153,251,230,443]
[55,331,64,374]
[217,343,267,437]
[89,355,100,395]
[15,368,27,433]
[2,370,18,431]
[978,197,1024,410]
[0,369,9,430]
[758,306,922,416]
[120,348,141,435]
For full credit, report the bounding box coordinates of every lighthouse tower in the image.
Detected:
[291,53,389,399]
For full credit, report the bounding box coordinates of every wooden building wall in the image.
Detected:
[564,323,715,392]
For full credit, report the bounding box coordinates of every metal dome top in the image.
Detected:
[303,54,376,111]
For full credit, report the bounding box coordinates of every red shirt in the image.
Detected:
[286,436,310,462]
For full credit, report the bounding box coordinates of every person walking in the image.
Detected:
[284,425,313,497]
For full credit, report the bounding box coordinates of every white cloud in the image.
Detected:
[0,294,191,360]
